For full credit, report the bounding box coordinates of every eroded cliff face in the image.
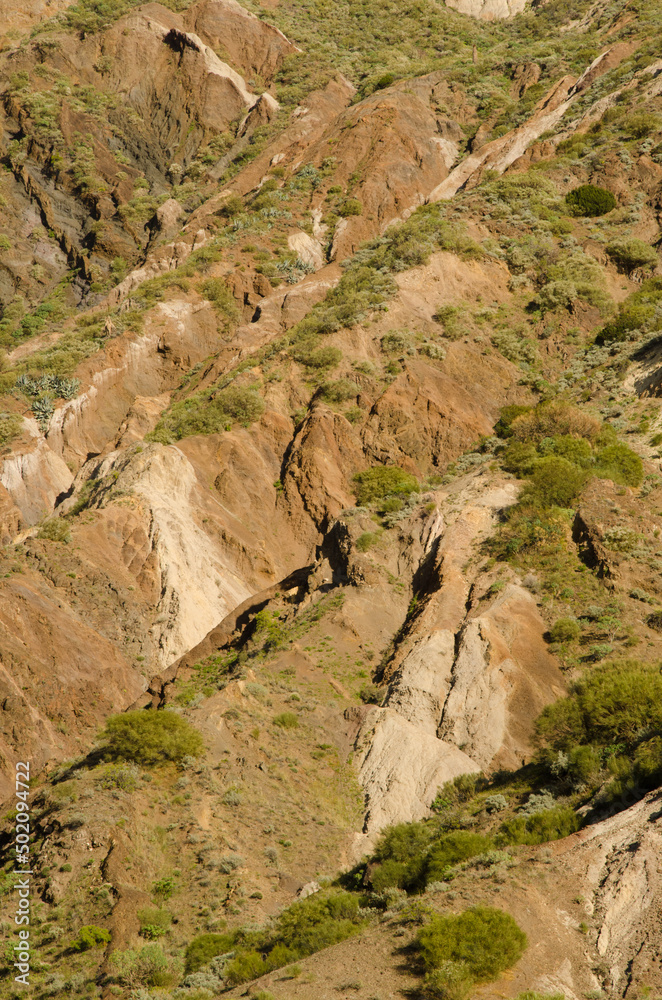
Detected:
[1,0,662,995]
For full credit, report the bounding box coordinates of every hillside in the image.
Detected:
[0,0,662,998]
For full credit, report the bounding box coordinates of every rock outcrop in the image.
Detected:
[444,0,527,18]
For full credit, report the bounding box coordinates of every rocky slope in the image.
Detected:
[1,0,662,997]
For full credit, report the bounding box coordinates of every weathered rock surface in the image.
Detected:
[444,0,527,17]
[349,704,478,842]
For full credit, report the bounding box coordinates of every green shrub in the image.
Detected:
[71,925,111,951]
[96,763,138,791]
[109,943,176,987]
[353,466,418,505]
[356,531,379,551]
[497,805,580,845]
[535,660,662,752]
[200,277,239,327]
[37,518,71,543]
[321,379,357,403]
[223,891,366,985]
[622,113,661,139]
[594,443,643,487]
[370,822,490,892]
[153,876,176,901]
[150,384,265,441]
[291,341,342,369]
[549,618,580,643]
[338,199,363,217]
[565,184,616,217]
[185,932,237,974]
[522,456,588,509]
[416,907,527,980]
[550,435,593,468]
[510,401,600,444]
[138,907,172,939]
[273,712,299,729]
[424,832,493,883]
[359,682,381,704]
[596,306,652,344]
[374,820,432,864]
[646,610,662,631]
[101,710,204,765]
[421,962,474,1000]
[606,239,658,274]
[0,412,22,448]
[535,280,578,312]
[494,405,531,438]
[501,441,538,477]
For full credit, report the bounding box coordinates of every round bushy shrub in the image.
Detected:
[595,443,643,486]
[338,198,363,217]
[273,711,299,729]
[416,906,527,980]
[522,456,588,509]
[101,710,204,765]
[549,618,581,643]
[71,925,111,952]
[353,465,418,504]
[566,184,616,217]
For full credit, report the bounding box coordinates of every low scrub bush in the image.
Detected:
[109,943,178,988]
[369,822,491,892]
[185,932,237,974]
[291,340,342,369]
[424,832,493,883]
[597,276,662,344]
[549,618,581,643]
[496,402,642,506]
[338,198,363,217]
[421,961,474,1000]
[100,709,204,765]
[509,401,600,444]
[96,763,139,791]
[565,184,616,217]
[595,443,643,487]
[138,908,172,940]
[606,238,658,274]
[494,405,531,438]
[321,379,357,403]
[0,412,22,448]
[521,456,588,509]
[71,925,111,952]
[536,660,662,752]
[149,384,265,442]
[416,906,527,980]
[497,805,580,845]
[221,891,366,985]
[37,518,71,543]
[273,711,299,729]
[356,531,379,552]
[353,466,418,505]
[200,277,240,328]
